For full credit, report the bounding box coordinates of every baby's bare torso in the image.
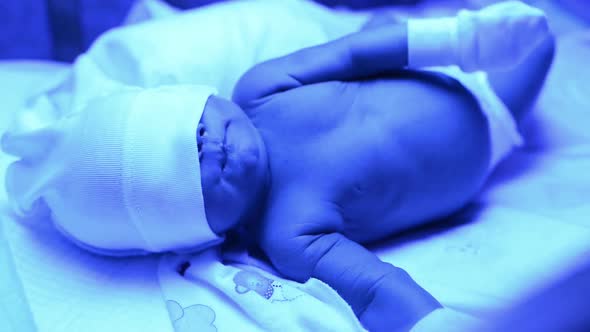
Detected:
[249,77,419,242]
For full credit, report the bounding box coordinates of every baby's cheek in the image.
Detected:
[199,163,216,189]
[198,164,222,212]
[198,163,247,234]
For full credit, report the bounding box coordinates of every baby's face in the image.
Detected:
[198,96,269,234]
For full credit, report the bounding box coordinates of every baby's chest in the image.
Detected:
[252,81,409,215]
[251,81,403,160]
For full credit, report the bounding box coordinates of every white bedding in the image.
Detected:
[1,1,590,331]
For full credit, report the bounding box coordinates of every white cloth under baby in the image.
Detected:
[158,249,367,332]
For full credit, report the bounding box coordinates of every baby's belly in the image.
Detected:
[323,83,420,241]
[334,160,410,243]
[255,76,450,242]
[301,87,416,241]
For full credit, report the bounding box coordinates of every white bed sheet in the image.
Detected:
[1,4,590,332]
[0,61,68,332]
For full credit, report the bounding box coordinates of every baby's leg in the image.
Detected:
[487,35,556,124]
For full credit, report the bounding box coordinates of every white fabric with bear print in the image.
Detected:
[158,249,367,332]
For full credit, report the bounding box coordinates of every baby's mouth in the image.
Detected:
[198,118,261,181]
[197,120,231,170]
[199,141,229,171]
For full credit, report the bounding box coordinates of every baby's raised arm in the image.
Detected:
[233,23,409,107]
[233,1,550,107]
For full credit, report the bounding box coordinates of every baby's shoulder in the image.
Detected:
[246,80,357,138]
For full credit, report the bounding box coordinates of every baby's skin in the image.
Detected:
[196,13,554,332]
[196,23,491,331]
[244,78,488,330]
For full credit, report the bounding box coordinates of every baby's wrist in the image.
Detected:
[407,16,459,68]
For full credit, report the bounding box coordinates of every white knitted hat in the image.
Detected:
[47,85,222,255]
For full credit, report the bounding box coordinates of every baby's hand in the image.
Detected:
[407,1,550,72]
[457,0,550,71]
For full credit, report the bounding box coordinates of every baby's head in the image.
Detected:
[41,85,268,255]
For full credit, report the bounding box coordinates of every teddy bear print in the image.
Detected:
[232,270,306,303]
[166,300,217,332]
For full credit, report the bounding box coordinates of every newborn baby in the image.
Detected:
[198,3,552,330]
[2,1,553,331]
